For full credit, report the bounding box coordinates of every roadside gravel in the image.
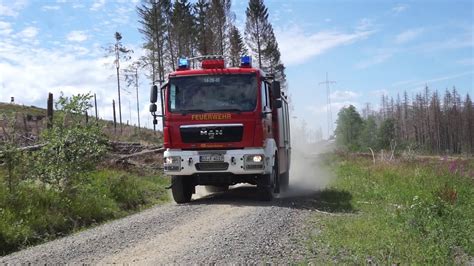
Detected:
[1,186,317,264]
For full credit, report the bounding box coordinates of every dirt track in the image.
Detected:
[1,185,322,264]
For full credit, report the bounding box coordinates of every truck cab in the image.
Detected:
[150,56,291,203]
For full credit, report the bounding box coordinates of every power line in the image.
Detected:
[319,72,336,138]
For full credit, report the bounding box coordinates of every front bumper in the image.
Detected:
[163,148,271,176]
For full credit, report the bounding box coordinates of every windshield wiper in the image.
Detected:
[216,108,242,113]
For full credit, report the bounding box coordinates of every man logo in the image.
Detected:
[200,128,223,140]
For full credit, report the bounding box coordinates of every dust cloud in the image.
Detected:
[279,119,335,198]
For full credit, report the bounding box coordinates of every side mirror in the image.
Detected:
[272,81,281,98]
[274,99,282,109]
[149,103,157,112]
[150,85,158,103]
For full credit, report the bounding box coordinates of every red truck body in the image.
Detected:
[150,56,291,203]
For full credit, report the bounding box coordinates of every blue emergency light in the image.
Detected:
[178,58,189,69]
[240,56,252,67]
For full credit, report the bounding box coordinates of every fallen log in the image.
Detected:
[115,147,165,163]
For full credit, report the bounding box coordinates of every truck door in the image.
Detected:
[261,80,272,139]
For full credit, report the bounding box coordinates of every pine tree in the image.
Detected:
[194,0,213,55]
[208,0,232,56]
[137,0,170,83]
[171,0,195,60]
[229,25,247,67]
[464,94,474,153]
[244,0,272,69]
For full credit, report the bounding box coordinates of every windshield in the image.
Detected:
[168,74,257,113]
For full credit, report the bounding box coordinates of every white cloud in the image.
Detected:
[42,5,61,11]
[72,3,84,9]
[275,24,374,66]
[18,26,39,39]
[395,28,423,44]
[90,0,106,11]
[356,18,374,31]
[0,0,28,17]
[355,52,393,69]
[67,30,88,42]
[411,71,474,87]
[330,90,359,101]
[392,4,408,14]
[0,35,153,128]
[0,21,12,35]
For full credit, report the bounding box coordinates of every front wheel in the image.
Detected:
[171,176,193,204]
[257,155,279,201]
[280,171,289,191]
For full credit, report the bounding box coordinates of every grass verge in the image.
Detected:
[0,168,168,255]
[307,154,473,264]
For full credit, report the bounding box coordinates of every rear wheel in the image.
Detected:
[171,176,193,204]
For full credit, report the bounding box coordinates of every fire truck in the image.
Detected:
[149,56,291,203]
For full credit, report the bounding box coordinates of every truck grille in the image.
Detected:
[195,162,229,171]
[180,124,243,143]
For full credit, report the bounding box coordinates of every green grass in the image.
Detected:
[0,168,169,255]
[307,155,474,264]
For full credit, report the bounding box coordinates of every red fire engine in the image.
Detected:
[149,56,291,203]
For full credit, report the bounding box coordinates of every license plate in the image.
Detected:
[200,154,224,162]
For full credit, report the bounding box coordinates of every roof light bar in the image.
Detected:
[178,58,189,70]
[240,56,252,67]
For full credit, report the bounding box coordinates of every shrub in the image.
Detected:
[30,93,108,191]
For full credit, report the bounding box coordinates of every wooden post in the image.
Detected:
[47,93,53,129]
[94,93,98,121]
[112,100,117,132]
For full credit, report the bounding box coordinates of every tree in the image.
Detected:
[245,0,272,69]
[137,0,171,83]
[358,115,378,150]
[335,105,364,150]
[378,118,395,150]
[463,94,474,153]
[194,0,213,55]
[171,0,195,60]
[208,0,233,56]
[228,25,247,66]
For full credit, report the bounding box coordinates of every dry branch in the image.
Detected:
[115,147,165,163]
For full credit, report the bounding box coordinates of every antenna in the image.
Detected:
[319,72,336,138]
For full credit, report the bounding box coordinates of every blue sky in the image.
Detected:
[0,0,472,137]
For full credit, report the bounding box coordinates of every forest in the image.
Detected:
[335,86,473,155]
[133,0,286,89]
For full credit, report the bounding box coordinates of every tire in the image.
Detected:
[205,185,229,193]
[257,155,278,201]
[171,176,193,204]
[280,171,289,191]
[257,174,273,201]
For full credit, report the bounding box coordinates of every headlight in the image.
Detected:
[243,154,265,170]
[164,156,181,171]
[252,155,263,163]
[165,156,181,165]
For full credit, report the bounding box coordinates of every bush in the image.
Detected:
[30,93,108,191]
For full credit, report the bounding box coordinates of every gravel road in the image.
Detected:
[0,185,322,264]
